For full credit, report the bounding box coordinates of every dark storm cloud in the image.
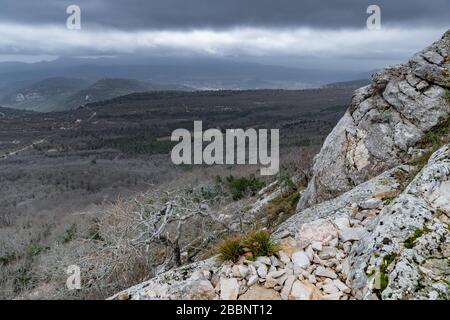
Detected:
[0,0,448,68]
[0,0,449,30]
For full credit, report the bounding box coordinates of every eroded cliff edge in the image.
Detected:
[298,30,450,210]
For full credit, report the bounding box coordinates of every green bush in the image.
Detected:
[225,174,264,200]
[27,243,48,257]
[62,223,77,243]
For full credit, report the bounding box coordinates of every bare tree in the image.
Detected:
[79,185,235,291]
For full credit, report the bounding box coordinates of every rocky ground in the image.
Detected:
[110,144,449,300]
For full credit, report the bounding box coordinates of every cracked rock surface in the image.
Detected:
[298,30,450,210]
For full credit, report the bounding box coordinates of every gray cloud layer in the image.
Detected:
[0,0,448,69]
[1,0,449,30]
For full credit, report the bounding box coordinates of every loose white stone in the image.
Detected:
[202,270,212,280]
[237,265,249,278]
[278,250,291,264]
[277,230,291,239]
[277,275,288,286]
[232,265,242,278]
[338,227,367,242]
[269,255,280,267]
[268,269,286,279]
[291,251,310,269]
[315,266,338,279]
[257,256,272,265]
[318,246,337,260]
[247,263,256,274]
[247,275,258,286]
[327,237,339,248]
[257,264,268,278]
[297,219,338,244]
[189,270,206,281]
[220,278,239,300]
[305,245,315,261]
[289,280,318,300]
[280,275,296,300]
[343,242,352,254]
[322,283,340,294]
[334,217,350,230]
[307,274,317,284]
[333,279,351,293]
[311,241,323,251]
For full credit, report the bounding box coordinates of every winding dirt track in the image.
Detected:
[0,110,97,160]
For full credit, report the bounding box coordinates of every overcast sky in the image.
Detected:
[0,0,448,70]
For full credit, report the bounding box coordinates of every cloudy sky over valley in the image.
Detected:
[0,0,448,70]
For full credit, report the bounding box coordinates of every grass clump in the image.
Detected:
[217,230,278,262]
[414,115,450,154]
[27,243,49,257]
[242,230,279,258]
[381,253,397,272]
[404,227,432,249]
[383,196,396,205]
[217,236,243,263]
[265,191,300,228]
[410,112,450,170]
[279,173,297,192]
[420,123,449,147]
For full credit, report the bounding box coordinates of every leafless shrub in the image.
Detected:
[69,185,235,297]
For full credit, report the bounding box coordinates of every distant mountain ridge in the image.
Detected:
[323,79,371,89]
[0,77,193,112]
[0,77,91,112]
[0,55,371,91]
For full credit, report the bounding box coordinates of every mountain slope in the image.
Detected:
[57,78,152,111]
[109,29,450,301]
[0,77,91,112]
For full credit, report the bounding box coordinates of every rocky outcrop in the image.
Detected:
[298,30,450,210]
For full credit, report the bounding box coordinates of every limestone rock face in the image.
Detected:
[298,31,450,210]
[349,145,450,300]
